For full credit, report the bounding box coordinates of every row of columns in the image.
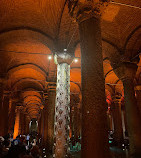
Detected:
[0,1,140,158]
[116,63,141,157]
[0,79,30,138]
[53,1,141,158]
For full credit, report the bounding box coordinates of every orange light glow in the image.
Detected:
[13,109,20,139]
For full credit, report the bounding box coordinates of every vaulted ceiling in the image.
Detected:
[0,0,140,119]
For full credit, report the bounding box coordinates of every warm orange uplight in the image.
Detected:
[13,109,20,139]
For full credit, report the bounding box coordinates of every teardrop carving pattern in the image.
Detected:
[54,63,70,158]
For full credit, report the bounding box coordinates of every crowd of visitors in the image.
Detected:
[0,133,43,158]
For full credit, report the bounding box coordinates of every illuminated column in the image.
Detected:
[13,105,21,139]
[68,1,110,158]
[54,54,72,158]
[111,96,123,145]
[114,62,141,157]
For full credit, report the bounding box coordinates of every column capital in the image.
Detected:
[113,62,138,82]
[54,53,73,65]
[112,95,121,104]
[47,82,56,92]
[68,0,109,23]
[135,85,141,91]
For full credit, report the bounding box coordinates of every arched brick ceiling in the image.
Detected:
[22,91,43,119]
[0,0,140,118]
[101,2,141,49]
[0,0,66,39]
[0,0,140,52]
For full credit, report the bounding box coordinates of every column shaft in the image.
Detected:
[0,82,3,136]
[8,101,16,134]
[43,98,48,147]
[13,107,20,139]
[74,106,80,139]
[54,63,70,158]
[136,90,141,117]
[123,79,141,157]
[79,17,110,158]
[2,94,9,135]
[47,90,56,154]
[111,101,123,145]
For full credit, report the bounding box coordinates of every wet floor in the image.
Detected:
[70,147,129,158]
[47,147,129,158]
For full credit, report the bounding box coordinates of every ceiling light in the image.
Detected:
[48,55,52,60]
[74,58,78,63]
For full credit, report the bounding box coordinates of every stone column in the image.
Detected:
[8,100,16,134]
[13,106,21,139]
[74,105,80,140]
[23,114,27,135]
[38,114,42,136]
[43,93,48,147]
[68,1,110,158]
[114,62,141,157]
[0,80,3,136]
[111,96,123,146]
[2,93,10,135]
[122,103,128,138]
[47,86,56,155]
[135,85,141,117]
[54,54,72,158]
[25,115,30,135]
[40,109,44,139]
[19,109,25,135]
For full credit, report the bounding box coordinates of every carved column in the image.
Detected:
[111,96,123,146]
[68,1,110,158]
[114,62,141,157]
[54,54,72,158]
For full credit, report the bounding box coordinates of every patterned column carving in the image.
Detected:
[54,54,72,158]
